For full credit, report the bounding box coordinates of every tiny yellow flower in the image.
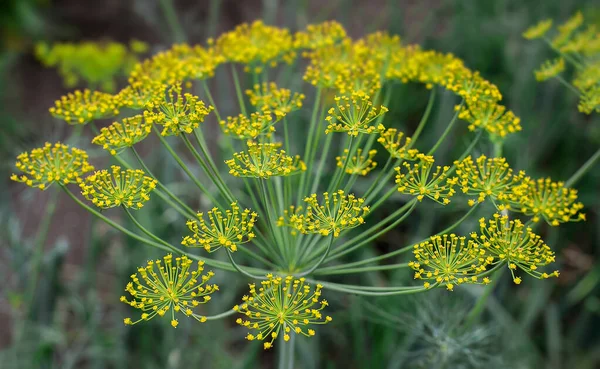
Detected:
[336,148,378,176]
[11,142,94,189]
[534,58,565,81]
[182,202,257,253]
[234,275,331,349]
[523,19,553,40]
[294,21,347,49]
[246,82,305,119]
[49,89,119,125]
[220,112,277,140]
[458,101,522,139]
[377,126,419,160]
[91,115,152,155]
[395,154,456,205]
[226,142,306,178]
[79,166,157,209]
[121,254,218,326]
[325,91,388,136]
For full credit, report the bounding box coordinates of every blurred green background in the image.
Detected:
[1,0,599,368]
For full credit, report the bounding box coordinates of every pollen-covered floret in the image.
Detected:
[508,177,585,226]
[325,91,388,136]
[458,101,522,139]
[246,82,305,119]
[336,148,378,176]
[294,21,347,49]
[225,142,306,178]
[92,115,152,155]
[395,154,457,205]
[11,142,94,190]
[144,83,213,136]
[220,112,278,140]
[453,155,525,207]
[79,166,157,209]
[49,89,119,124]
[376,125,419,160]
[234,275,332,349]
[114,77,166,110]
[293,190,369,237]
[121,254,218,328]
[471,214,559,284]
[522,19,553,40]
[181,202,257,253]
[534,58,565,81]
[408,234,492,291]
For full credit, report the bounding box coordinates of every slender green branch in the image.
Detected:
[158,0,186,43]
[231,65,248,115]
[463,268,505,330]
[296,235,334,277]
[226,249,266,280]
[409,87,437,145]
[314,262,409,276]
[565,147,600,188]
[202,308,238,321]
[427,100,464,155]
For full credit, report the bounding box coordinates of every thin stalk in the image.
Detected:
[192,128,236,201]
[296,235,334,277]
[296,88,322,204]
[310,280,428,296]
[226,249,266,280]
[314,262,409,276]
[427,100,464,155]
[409,87,437,145]
[158,0,186,43]
[310,132,334,194]
[565,147,600,188]
[277,332,295,369]
[203,308,238,321]
[202,80,223,122]
[231,65,248,115]
[463,268,505,330]
[123,206,174,250]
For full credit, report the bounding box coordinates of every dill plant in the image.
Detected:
[12,20,592,367]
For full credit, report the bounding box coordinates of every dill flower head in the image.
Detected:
[181,202,257,252]
[114,78,166,109]
[408,234,492,291]
[552,11,583,48]
[91,115,152,155]
[453,155,524,207]
[294,21,347,49]
[246,82,305,119]
[395,154,457,205]
[79,166,157,209]
[234,275,332,349]
[560,25,600,55]
[472,214,559,284]
[535,58,565,81]
[325,91,388,136]
[523,19,553,40]
[215,20,295,73]
[336,148,378,176]
[225,142,306,178]
[220,112,277,140]
[11,142,94,190]
[458,101,521,139]
[144,84,213,136]
[294,190,369,237]
[578,86,600,114]
[509,177,585,226]
[121,254,218,328]
[445,69,503,104]
[49,89,119,125]
[376,125,419,160]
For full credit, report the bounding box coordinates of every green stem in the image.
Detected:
[122,206,174,249]
[203,308,238,321]
[427,100,464,155]
[410,87,437,145]
[297,88,322,204]
[226,249,266,279]
[310,279,428,296]
[277,332,295,369]
[314,262,409,276]
[231,65,247,115]
[296,235,334,277]
[463,268,505,330]
[202,80,223,122]
[565,147,600,188]
[158,0,186,43]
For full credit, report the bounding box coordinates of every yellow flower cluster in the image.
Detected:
[246,82,305,119]
[293,21,347,49]
[35,40,146,91]
[92,115,152,155]
[121,254,218,328]
[534,58,565,81]
[234,275,331,349]
[509,177,585,226]
[225,142,306,178]
[453,155,525,207]
[50,89,120,125]
[408,234,492,291]
[376,126,419,160]
[293,190,369,237]
[336,148,378,176]
[11,142,94,190]
[80,166,157,209]
[220,112,276,140]
[457,101,522,138]
[181,202,257,252]
[215,20,295,73]
[144,84,213,136]
[471,214,559,284]
[325,91,389,136]
[395,155,457,205]
[525,12,600,114]
[114,78,166,109]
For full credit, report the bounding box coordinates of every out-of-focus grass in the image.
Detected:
[1,0,599,368]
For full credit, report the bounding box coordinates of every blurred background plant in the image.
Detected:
[1,0,599,368]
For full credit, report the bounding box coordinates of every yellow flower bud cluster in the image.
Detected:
[292,190,369,237]
[181,202,257,253]
[11,142,94,190]
[91,115,152,155]
[49,89,120,125]
[225,142,306,178]
[336,148,378,176]
[395,154,457,205]
[293,21,347,49]
[215,20,295,73]
[408,234,492,291]
[508,177,585,226]
[525,12,600,114]
[220,112,276,140]
[114,77,166,110]
[246,82,305,119]
[35,40,146,91]
[325,91,389,136]
[234,275,331,350]
[376,126,420,160]
[471,214,560,284]
[453,155,525,207]
[121,254,218,328]
[144,83,213,136]
[457,100,522,138]
[80,165,157,209]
